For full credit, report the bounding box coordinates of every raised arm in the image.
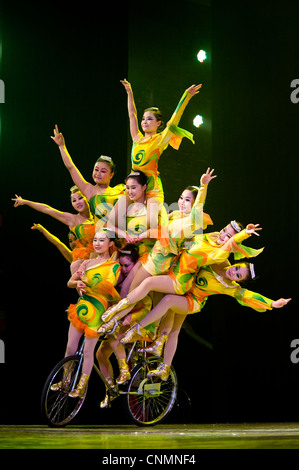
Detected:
[161,83,202,149]
[169,84,202,127]
[195,167,217,206]
[12,195,75,226]
[120,79,140,141]
[51,125,95,200]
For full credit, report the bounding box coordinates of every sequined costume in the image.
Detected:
[70,218,95,261]
[67,259,121,337]
[131,90,195,202]
[184,264,274,314]
[89,184,126,230]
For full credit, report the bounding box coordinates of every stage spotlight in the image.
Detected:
[193,115,203,128]
[197,50,207,63]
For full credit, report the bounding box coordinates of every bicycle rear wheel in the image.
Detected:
[124,357,178,426]
[41,355,87,427]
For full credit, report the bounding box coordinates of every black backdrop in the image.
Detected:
[0,0,298,425]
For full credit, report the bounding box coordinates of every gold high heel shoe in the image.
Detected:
[137,334,168,357]
[120,323,147,344]
[116,358,131,385]
[68,373,89,398]
[101,297,131,323]
[147,363,171,381]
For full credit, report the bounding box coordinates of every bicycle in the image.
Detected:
[41,333,178,427]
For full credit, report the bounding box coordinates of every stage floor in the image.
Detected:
[0,423,299,450]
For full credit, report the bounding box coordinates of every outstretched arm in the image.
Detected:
[51,124,95,200]
[12,195,75,226]
[120,79,140,141]
[31,223,73,263]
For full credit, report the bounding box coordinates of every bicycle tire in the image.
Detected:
[41,355,87,427]
[124,357,178,426]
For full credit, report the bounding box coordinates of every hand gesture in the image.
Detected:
[120,78,132,93]
[12,194,26,207]
[51,124,65,147]
[200,167,217,185]
[271,298,292,309]
[31,223,43,232]
[245,223,262,236]
[186,84,202,96]
[77,280,86,296]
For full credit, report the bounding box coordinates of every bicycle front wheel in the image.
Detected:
[124,357,178,426]
[41,355,87,427]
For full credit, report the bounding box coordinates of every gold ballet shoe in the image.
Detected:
[68,373,89,398]
[120,323,147,345]
[116,358,131,385]
[101,297,131,323]
[137,334,168,357]
[100,377,117,408]
[97,316,121,335]
[147,363,170,381]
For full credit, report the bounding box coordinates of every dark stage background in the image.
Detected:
[0,0,298,425]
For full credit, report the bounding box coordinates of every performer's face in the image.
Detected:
[71,191,88,213]
[68,233,77,250]
[178,189,195,215]
[119,256,135,277]
[93,231,111,253]
[216,224,237,245]
[225,263,249,281]
[141,111,161,134]
[93,162,113,185]
[125,177,146,202]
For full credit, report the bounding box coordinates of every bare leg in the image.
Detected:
[101,274,177,326]
[96,341,114,378]
[65,324,82,357]
[128,275,176,304]
[128,263,151,292]
[82,337,99,376]
[139,293,189,329]
[163,313,187,365]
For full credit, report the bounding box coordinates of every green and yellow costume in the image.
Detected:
[131,90,195,202]
[67,259,121,337]
[184,263,274,314]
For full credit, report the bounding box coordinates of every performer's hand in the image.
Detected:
[120,78,132,93]
[245,223,262,236]
[12,194,26,207]
[271,298,292,308]
[31,223,44,232]
[186,84,202,96]
[77,280,86,296]
[200,167,217,185]
[51,124,65,147]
